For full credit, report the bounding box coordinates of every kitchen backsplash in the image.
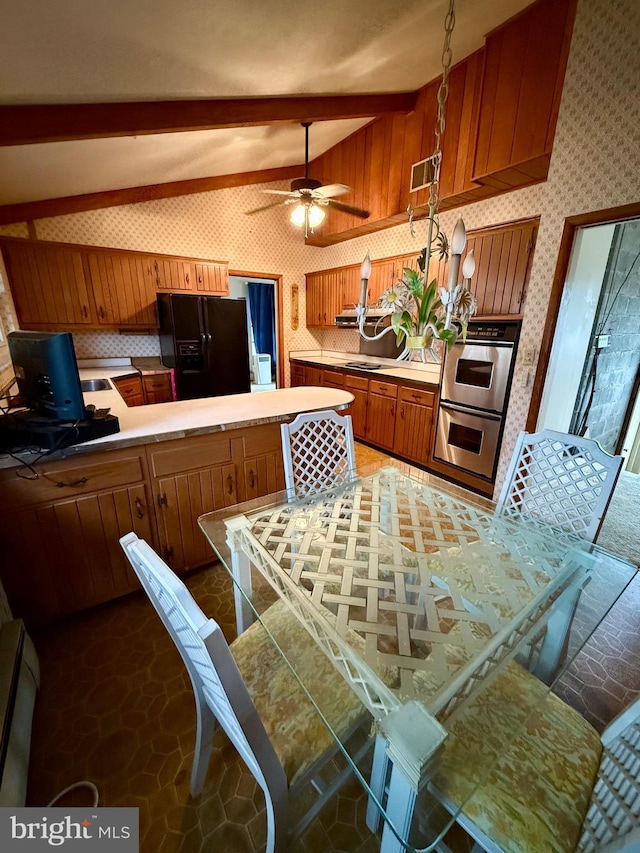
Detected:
[70,329,161,359]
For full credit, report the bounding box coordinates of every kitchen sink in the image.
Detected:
[81,378,111,392]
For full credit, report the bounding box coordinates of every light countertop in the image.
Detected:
[0,368,354,467]
[289,350,442,385]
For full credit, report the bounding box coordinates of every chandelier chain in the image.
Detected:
[429,0,456,217]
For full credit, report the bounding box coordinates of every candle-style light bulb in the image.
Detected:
[462,250,475,282]
[359,253,372,308]
[451,218,467,255]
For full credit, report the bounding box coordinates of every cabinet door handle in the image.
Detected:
[226,474,234,496]
[400,407,405,420]
[391,405,395,417]
[135,497,144,519]
[185,272,190,284]
[98,306,105,319]
[82,305,88,318]
[248,469,255,490]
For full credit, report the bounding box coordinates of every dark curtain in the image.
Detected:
[247,282,276,366]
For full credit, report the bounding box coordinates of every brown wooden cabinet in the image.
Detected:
[86,252,157,326]
[113,374,145,407]
[0,448,154,625]
[2,240,93,326]
[0,237,230,330]
[463,218,538,316]
[366,379,397,450]
[304,0,574,246]
[142,373,173,404]
[472,0,575,189]
[322,369,345,389]
[147,432,239,572]
[394,387,436,466]
[148,425,284,574]
[290,363,306,387]
[344,374,369,440]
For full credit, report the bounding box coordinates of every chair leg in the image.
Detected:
[189,696,217,797]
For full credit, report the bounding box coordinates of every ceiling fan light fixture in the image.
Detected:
[290,201,325,229]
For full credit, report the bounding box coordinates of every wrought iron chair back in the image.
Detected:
[281,409,357,499]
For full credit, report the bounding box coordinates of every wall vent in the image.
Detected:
[410,155,439,192]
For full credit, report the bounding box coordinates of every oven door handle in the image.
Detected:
[438,401,502,421]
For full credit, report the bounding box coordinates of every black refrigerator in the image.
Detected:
[157,293,251,400]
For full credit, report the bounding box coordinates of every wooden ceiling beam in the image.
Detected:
[0,164,302,225]
[0,92,417,146]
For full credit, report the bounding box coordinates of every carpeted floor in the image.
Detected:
[596,470,640,566]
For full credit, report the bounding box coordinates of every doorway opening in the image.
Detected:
[536,216,640,471]
[228,273,282,393]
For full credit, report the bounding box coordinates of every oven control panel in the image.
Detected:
[466,321,520,344]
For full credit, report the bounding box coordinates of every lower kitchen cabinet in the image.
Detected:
[148,424,284,574]
[0,422,287,626]
[394,387,436,466]
[142,372,173,404]
[366,380,398,450]
[344,374,369,440]
[0,448,154,625]
[113,374,145,407]
[292,359,439,468]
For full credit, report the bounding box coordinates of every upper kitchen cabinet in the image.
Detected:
[86,251,157,327]
[1,237,230,330]
[464,217,539,317]
[471,0,576,190]
[1,240,93,326]
[306,0,575,246]
[150,257,228,295]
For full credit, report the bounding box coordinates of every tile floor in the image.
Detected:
[24,443,640,852]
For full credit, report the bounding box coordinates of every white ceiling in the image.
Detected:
[0,0,532,206]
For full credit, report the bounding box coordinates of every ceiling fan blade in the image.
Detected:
[326,199,370,219]
[245,200,286,215]
[261,189,297,196]
[314,183,352,199]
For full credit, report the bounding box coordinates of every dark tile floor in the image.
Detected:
[24,445,640,851]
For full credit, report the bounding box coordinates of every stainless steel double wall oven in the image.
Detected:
[434,320,521,483]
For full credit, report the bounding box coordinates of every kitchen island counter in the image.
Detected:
[0,381,354,468]
[0,384,354,626]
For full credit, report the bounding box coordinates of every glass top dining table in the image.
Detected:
[198,463,638,852]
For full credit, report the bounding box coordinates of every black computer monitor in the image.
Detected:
[8,330,86,422]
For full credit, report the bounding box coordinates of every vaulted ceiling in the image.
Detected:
[0,0,532,218]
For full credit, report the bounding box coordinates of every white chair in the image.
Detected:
[497,429,622,541]
[496,429,623,683]
[280,409,357,499]
[119,533,365,853]
[429,661,640,853]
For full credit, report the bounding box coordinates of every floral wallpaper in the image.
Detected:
[0,0,638,493]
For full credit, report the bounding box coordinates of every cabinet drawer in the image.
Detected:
[323,370,345,388]
[147,432,233,478]
[0,450,147,511]
[114,374,144,405]
[398,387,436,408]
[369,379,398,398]
[142,373,171,392]
[345,374,369,392]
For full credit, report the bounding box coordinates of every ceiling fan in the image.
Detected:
[245,122,370,236]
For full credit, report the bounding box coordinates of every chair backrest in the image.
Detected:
[578,694,640,851]
[280,409,356,499]
[119,533,288,813]
[496,429,623,541]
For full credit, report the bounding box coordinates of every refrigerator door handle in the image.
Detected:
[207,333,212,343]
[200,333,207,349]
